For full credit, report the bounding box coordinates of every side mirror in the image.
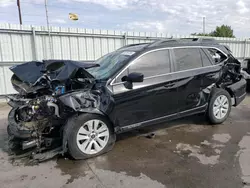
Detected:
[122,72,144,83]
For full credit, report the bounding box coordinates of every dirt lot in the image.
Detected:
[0,95,250,188]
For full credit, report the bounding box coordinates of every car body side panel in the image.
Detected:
[107,63,224,128]
[201,66,222,87]
[108,76,179,127]
[170,48,204,112]
[179,64,222,111]
[175,73,203,112]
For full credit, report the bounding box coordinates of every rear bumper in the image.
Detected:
[226,78,247,106]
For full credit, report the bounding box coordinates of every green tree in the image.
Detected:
[191,25,235,38]
[210,25,235,38]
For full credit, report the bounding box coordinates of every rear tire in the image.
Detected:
[65,113,116,160]
[207,88,232,124]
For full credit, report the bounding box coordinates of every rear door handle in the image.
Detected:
[206,74,215,79]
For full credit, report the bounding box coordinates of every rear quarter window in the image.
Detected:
[205,48,227,64]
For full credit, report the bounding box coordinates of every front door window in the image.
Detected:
[115,49,171,84]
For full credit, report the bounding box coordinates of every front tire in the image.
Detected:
[65,113,116,160]
[207,88,232,124]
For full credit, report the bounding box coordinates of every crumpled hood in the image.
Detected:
[10,60,98,84]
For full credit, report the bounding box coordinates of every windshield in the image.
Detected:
[88,51,135,80]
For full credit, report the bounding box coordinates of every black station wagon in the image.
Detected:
[7,38,246,160]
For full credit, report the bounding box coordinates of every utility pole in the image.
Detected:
[203,16,206,34]
[44,0,53,59]
[17,0,22,24]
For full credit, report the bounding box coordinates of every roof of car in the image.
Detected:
[117,38,229,55]
[119,38,224,51]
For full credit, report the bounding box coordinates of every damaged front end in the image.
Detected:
[7,60,100,161]
[8,95,65,160]
[8,96,61,143]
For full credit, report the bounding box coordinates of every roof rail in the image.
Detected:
[148,38,218,48]
[179,38,218,44]
[147,39,179,47]
[117,43,150,50]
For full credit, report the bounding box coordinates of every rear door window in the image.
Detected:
[200,49,212,67]
[173,48,202,71]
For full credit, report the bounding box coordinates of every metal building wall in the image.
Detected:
[0,23,250,95]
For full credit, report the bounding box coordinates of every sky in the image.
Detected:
[0,0,249,37]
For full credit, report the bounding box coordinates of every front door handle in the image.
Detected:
[164,83,175,88]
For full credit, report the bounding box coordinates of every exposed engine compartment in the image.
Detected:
[17,96,58,122]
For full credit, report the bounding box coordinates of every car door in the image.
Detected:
[108,49,180,128]
[172,47,206,113]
